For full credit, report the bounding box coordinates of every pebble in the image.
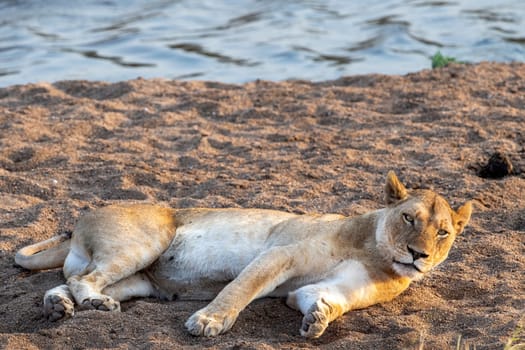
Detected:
[478,152,513,179]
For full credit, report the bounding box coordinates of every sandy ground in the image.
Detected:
[0,62,524,349]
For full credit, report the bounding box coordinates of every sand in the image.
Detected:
[0,62,523,349]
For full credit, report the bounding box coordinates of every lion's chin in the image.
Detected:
[392,261,425,280]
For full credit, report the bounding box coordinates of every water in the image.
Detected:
[0,0,524,86]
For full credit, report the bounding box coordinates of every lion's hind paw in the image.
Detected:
[44,293,75,322]
[80,295,120,312]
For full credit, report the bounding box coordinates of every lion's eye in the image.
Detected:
[437,229,449,238]
[402,213,414,225]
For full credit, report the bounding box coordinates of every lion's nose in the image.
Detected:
[407,245,429,260]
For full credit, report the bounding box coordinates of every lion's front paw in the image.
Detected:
[185,308,237,337]
[300,299,331,338]
[44,294,75,321]
[300,311,328,338]
[79,295,120,312]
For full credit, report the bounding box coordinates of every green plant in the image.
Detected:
[431,51,461,69]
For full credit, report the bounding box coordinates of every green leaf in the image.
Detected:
[431,51,459,69]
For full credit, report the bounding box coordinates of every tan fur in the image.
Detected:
[15,172,472,337]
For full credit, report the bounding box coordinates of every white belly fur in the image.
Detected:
[147,209,297,299]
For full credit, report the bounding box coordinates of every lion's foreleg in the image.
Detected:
[286,260,376,338]
[287,285,349,338]
[185,246,298,337]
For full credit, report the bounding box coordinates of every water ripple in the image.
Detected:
[408,32,446,48]
[462,9,519,23]
[0,0,523,86]
[212,12,264,31]
[62,48,156,68]
[169,43,259,67]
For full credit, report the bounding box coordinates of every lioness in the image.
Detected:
[15,171,472,338]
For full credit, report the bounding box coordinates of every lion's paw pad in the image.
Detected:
[80,296,120,312]
[185,310,236,337]
[300,311,328,338]
[300,301,331,338]
[44,294,75,321]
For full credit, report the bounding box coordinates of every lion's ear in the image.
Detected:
[454,201,473,234]
[385,171,408,205]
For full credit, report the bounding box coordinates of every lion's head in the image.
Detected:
[376,171,472,279]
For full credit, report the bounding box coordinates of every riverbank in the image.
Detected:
[0,62,523,349]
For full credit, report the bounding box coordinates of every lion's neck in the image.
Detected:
[336,209,383,249]
[337,209,414,284]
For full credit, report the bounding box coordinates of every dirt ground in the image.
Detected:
[0,62,524,349]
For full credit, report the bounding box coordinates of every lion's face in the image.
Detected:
[376,172,472,279]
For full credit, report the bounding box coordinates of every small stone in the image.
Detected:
[478,152,513,179]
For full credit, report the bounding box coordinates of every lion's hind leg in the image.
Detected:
[43,274,157,321]
[66,248,163,312]
[69,272,158,312]
[68,270,122,312]
[102,272,158,302]
[43,284,75,321]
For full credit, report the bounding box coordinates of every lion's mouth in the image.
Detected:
[393,260,423,273]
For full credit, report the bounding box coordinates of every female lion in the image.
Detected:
[15,171,472,338]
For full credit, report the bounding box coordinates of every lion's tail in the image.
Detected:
[15,232,71,270]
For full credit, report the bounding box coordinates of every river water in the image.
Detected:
[0,0,523,86]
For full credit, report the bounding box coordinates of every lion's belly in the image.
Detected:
[146,209,297,299]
